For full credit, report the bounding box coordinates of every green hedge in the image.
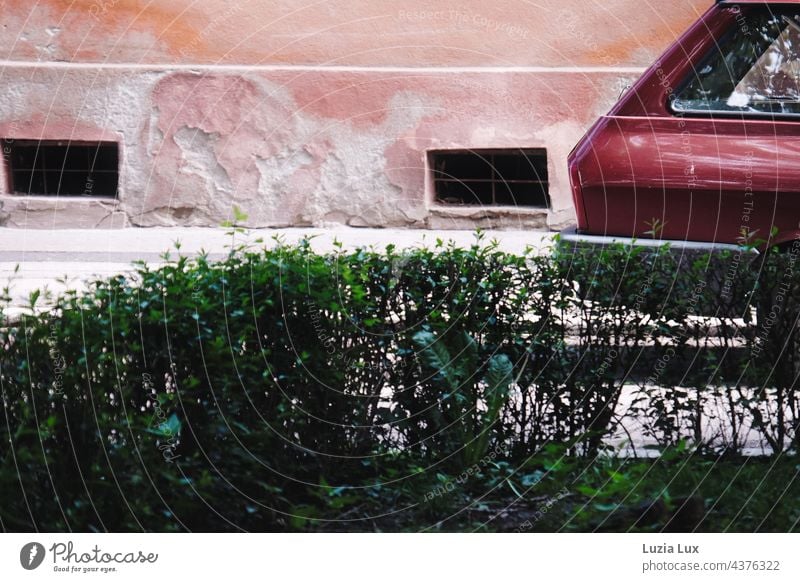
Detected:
[1,235,798,531]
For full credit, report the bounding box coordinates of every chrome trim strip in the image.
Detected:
[559,229,754,253]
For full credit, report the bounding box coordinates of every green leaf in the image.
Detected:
[289,505,318,530]
[485,354,514,399]
[233,205,249,223]
[450,331,478,383]
[412,331,458,390]
[145,413,182,437]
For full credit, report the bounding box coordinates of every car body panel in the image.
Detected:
[567,1,800,248]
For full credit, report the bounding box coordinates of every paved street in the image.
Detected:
[0,227,555,314]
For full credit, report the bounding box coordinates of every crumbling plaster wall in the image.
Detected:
[0,0,712,229]
[0,66,633,228]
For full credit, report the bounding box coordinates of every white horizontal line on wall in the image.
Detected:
[0,60,646,75]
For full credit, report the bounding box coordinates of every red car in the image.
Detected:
[565,0,800,251]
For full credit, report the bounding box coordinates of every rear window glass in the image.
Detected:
[673,8,800,116]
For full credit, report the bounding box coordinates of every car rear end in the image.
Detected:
[563,0,800,253]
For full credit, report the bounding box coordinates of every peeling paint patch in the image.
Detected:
[0,65,636,229]
[174,126,233,195]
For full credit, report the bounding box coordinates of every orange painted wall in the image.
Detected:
[0,0,715,229]
[2,0,710,66]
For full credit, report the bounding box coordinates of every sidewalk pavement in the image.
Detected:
[0,227,556,313]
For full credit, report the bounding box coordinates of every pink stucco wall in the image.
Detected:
[0,0,712,229]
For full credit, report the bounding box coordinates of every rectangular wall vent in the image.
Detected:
[430,149,549,208]
[4,140,119,197]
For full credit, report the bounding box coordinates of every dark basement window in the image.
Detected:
[430,149,549,208]
[4,140,119,197]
